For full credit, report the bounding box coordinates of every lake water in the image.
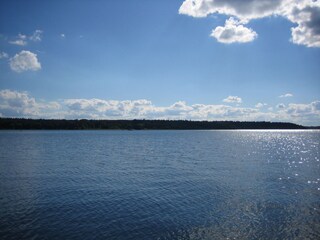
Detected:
[0,130,319,239]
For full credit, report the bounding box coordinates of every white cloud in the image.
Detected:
[211,17,257,43]
[279,93,293,98]
[223,95,242,103]
[60,33,66,38]
[284,101,320,115]
[286,103,310,115]
[179,0,320,47]
[9,50,41,73]
[285,1,320,47]
[9,39,27,46]
[0,90,319,125]
[9,30,43,46]
[0,52,8,59]
[9,33,28,46]
[29,30,43,42]
[311,100,320,111]
[46,98,260,120]
[18,34,27,39]
[0,89,60,118]
[255,102,267,108]
[64,98,157,119]
[179,0,283,20]
[281,101,320,123]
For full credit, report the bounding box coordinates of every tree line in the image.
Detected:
[0,118,316,130]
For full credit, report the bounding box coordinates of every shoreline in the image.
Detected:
[1,118,319,130]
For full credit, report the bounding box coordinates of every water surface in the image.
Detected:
[0,130,319,239]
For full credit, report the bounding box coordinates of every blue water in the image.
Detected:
[0,130,319,239]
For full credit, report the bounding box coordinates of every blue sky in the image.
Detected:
[0,0,319,125]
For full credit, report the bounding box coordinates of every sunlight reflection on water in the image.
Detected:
[0,130,319,239]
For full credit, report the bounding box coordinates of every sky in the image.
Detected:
[0,0,319,125]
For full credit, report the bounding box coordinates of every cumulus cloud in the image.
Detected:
[281,101,320,123]
[65,98,158,119]
[9,50,41,72]
[211,17,257,43]
[284,101,320,115]
[279,93,293,98]
[0,90,319,125]
[222,95,242,103]
[0,89,60,118]
[9,30,43,46]
[286,1,320,47]
[0,52,8,59]
[179,0,283,20]
[42,98,260,120]
[270,101,320,124]
[255,102,267,108]
[179,0,320,47]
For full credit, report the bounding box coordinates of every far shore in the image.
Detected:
[1,118,319,130]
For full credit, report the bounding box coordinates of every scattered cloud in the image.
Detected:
[223,95,242,103]
[60,33,66,38]
[0,90,319,125]
[311,100,320,111]
[0,52,9,59]
[279,93,293,98]
[9,33,28,46]
[179,0,320,47]
[255,102,267,108]
[29,30,43,42]
[211,17,257,43]
[9,50,41,72]
[9,30,43,46]
[9,40,27,46]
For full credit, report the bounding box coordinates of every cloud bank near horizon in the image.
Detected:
[0,89,319,126]
[179,0,320,47]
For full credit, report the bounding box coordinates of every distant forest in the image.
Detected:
[0,118,319,130]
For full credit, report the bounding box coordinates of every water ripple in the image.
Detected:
[0,130,319,239]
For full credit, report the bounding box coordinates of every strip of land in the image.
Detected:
[0,118,319,130]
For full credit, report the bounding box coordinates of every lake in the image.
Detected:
[0,130,319,239]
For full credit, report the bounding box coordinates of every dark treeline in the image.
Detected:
[0,118,317,130]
